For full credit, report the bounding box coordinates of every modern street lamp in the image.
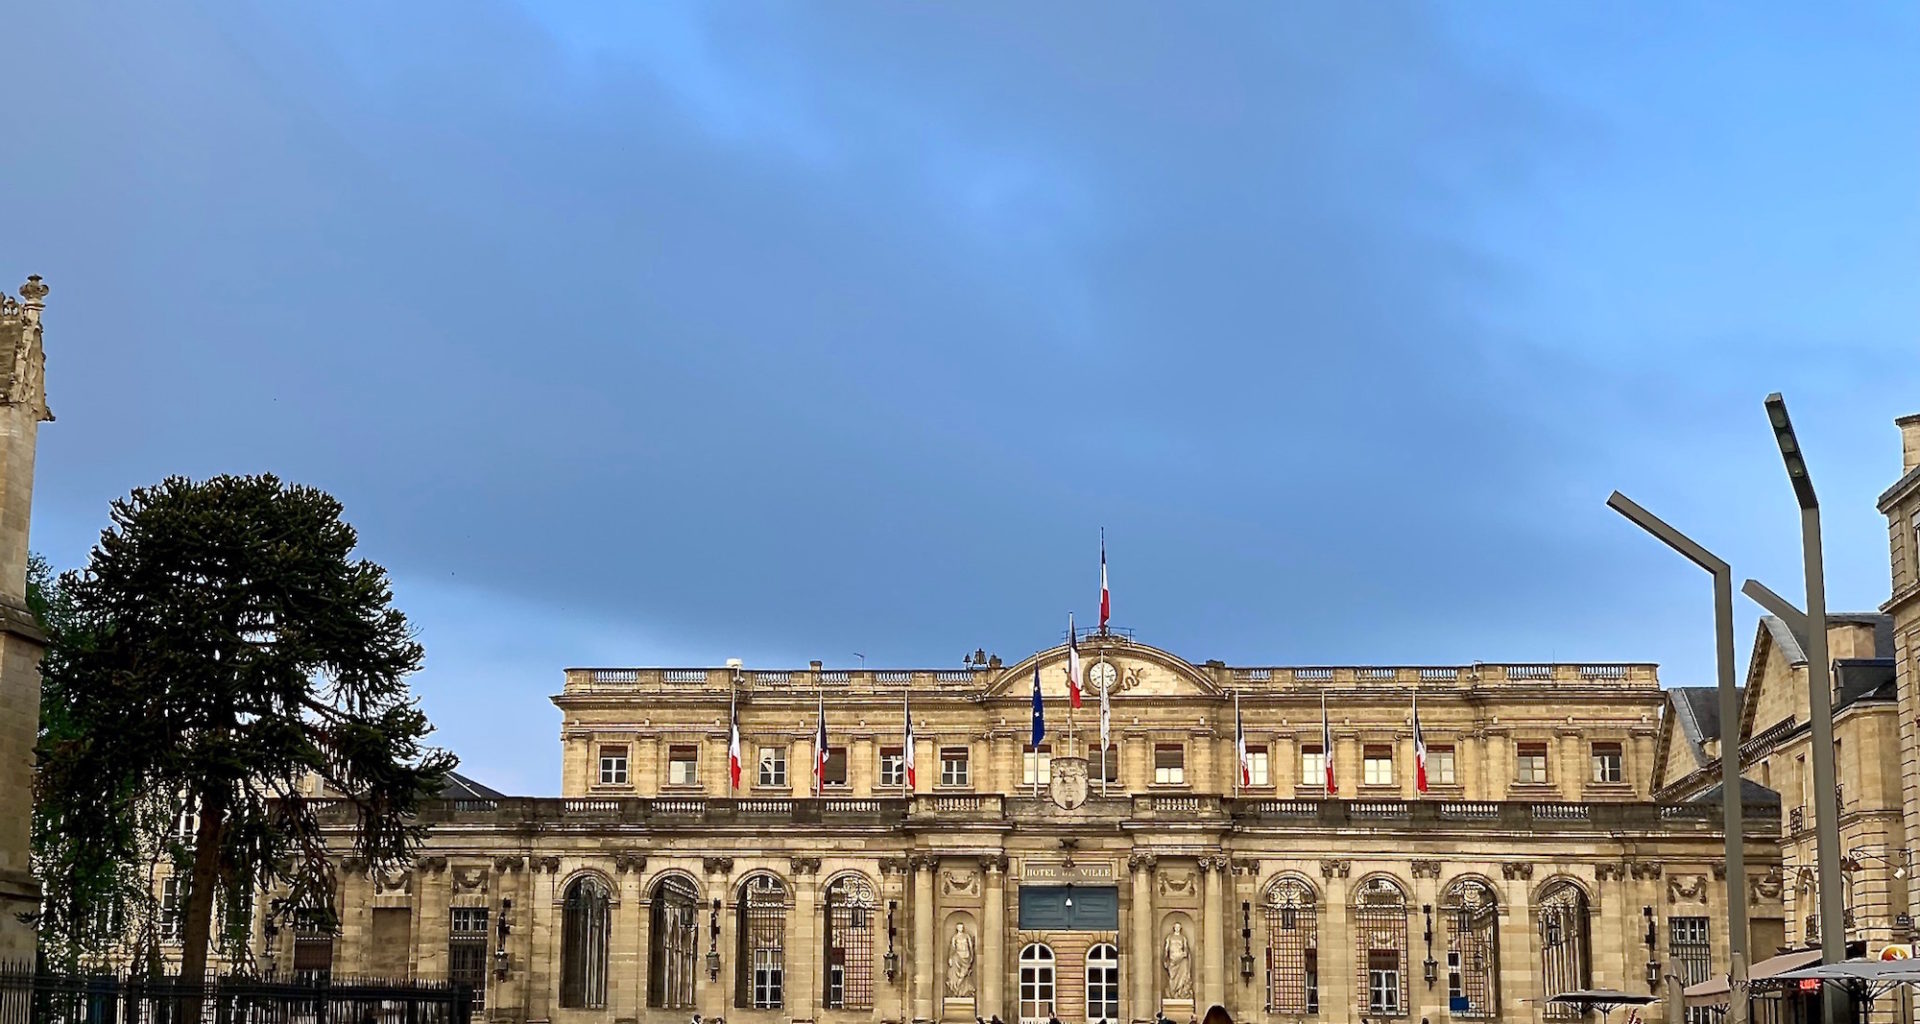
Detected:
[1606,491,1748,1022]
[1762,393,1846,1024]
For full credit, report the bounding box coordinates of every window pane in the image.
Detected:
[1431,747,1457,785]
[1590,742,1623,784]
[599,746,629,786]
[823,748,848,786]
[1024,745,1052,786]
[1154,744,1185,785]
[941,747,969,786]
[1364,745,1393,786]
[758,747,786,787]
[668,745,699,786]
[1248,747,1269,787]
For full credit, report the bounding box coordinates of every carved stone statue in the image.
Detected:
[1163,921,1193,1000]
[946,922,977,997]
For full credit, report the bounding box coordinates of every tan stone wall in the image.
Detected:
[0,281,50,963]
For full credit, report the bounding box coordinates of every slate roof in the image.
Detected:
[1834,658,1897,712]
[1689,777,1782,806]
[440,771,507,800]
[1669,686,1728,770]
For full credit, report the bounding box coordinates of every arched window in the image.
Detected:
[736,875,787,1009]
[1797,870,1818,945]
[1086,943,1120,1024]
[1263,877,1319,1014]
[560,875,611,1010]
[1353,876,1408,1017]
[647,874,700,1010]
[1019,943,1055,1024]
[1442,878,1500,1018]
[1538,881,1592,1018]
[824,874,876,1010]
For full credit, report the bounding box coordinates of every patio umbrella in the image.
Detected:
[1772,959,1920,1010]
[1548,990,1658,1024]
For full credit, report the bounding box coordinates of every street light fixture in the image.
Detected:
[1763,393,1845,1024]
[1606,491,1749,1017]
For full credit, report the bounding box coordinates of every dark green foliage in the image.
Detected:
[33,475,455,984]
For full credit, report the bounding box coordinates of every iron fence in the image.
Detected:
[0,967,471,1024]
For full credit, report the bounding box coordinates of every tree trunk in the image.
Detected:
[176,785,228,1021]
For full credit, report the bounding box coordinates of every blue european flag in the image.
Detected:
[1031,663,1046,748]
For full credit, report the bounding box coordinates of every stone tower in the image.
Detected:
[0,275,52,962]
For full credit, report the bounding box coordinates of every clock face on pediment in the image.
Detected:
[1003,647,1219,699]
[1087,660,1117,694]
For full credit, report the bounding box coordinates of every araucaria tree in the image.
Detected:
[34,474,454,990]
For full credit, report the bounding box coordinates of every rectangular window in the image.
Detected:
[1363,744,1394,786]
[821,747,848,787]
[752,948,784,1009]
[667,745,700,787]
[598,745,629,786]
[1246,745,1270,787]
[1516,742,1549,784]
[1023,744,1052,786]
[1300,745,1326,788]
[449,907,489,1009]
[1429,745,1457,786]
[159,876,183,943]
[1154,744,1186,785]
[292,910,335,985]
[175,804,198,844]
[1097,746,1121,783]
[1367,950,1401,1014]
[940,747,970,786]
[758,746,787,787]
[1447,949,1462,1000]
[1591,742,1624,784]
[879,747,905,788]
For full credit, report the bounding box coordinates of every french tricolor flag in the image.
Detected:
[728,693,742,791]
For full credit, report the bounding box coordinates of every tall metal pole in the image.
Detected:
[1607,492,1748,1021]
[1763,394,1844,1024]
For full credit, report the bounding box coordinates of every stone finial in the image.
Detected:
[18,276,46,305]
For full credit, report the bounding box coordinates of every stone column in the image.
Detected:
[982,855,1007,1024]
[1319,863,1354,1019]
[703,857,733,1023]
[913,855,937,1023]
[1129,853,1156,1019]
[614,855,647,1021]
[791,857,822,1019]
[529,858,561,1022]
[493,858,529,1019]
[416,859,452,981]
[1201,857,1225,1010]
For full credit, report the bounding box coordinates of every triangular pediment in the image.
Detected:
[985,639,1224,700]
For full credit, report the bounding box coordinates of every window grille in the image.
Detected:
[648,875,700,1009]
[1354,877,1409,1018]
[1670,917,1713,1024]
[824,875,875,1010]
[449,907,489,1008]
[561,876,611,1009]
[1539,882,1592,1018]
[1264,877,1319,1014]
[1442,879,1499,1018]
[738,875,787,1009]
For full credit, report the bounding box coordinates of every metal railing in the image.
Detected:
[0,968,471,1024]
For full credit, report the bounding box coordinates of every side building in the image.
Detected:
[260,649,1777,1024]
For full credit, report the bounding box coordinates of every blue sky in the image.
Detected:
[4,3,1915,795]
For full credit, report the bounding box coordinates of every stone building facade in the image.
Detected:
[250,647,1778,1024]
[0,276,52,963]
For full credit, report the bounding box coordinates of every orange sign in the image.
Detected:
[1880,944,1913,961]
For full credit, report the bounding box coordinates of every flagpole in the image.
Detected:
[1234,689,1241,799]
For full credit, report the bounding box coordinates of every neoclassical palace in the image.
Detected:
[264,643,1782,1024]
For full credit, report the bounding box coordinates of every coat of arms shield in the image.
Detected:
[1049,755,1090,810]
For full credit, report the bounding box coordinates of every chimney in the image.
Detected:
[809,660,824,672]
[1900,414,1920,474]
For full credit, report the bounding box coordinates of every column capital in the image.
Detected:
[1319,858,1351,880]
[789,856,822,877]
[979,853,1009,874]
[1127,852,1158,874]
[878,857,910,876]
[907,852,937,871]
[702,856,735,876]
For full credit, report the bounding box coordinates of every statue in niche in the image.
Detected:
[1163,921,1193,1000]
[946,921,977,997]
